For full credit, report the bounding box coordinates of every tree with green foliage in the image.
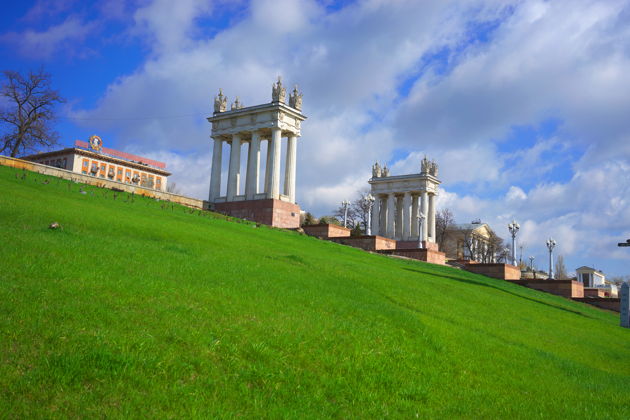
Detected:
[318,215,340,225]
[1,68,65,157]
[301,212,316,226]
[351,223,363,236]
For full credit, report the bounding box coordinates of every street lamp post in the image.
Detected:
[417,212,426,249]
[364,194,375,235]
[617,239,630,328]
[508,220,520,266]
[546,237,556,279]
[529,256,535,279]
[341,200,350,228]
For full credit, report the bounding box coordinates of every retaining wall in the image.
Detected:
[378,248,446,265]
[329,235,397,251]
[509,279,584,298]
[303,224,351,239]
[572,297,620,312]
[1,155,207,209]
[465,263,521,281]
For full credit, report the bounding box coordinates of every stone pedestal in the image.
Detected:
[465,263,521,281]
[396,240,439,251]
[329,235,397,252]
[378,248,446,265]
[572,297,620,312]
[214,199,300,229]
[303,224,351,239]
[509,279,584,298]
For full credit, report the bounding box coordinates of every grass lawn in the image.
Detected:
[1,164,629,418]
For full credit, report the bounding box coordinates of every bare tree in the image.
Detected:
[333,201,358,228]
[480,231,506,263]
[166,182,182,195]
[1,68,64,157]
[554,255,568,280]
[462,229,475,261]
[333,188,371,230]
[435,208,455,250]
[351,189,372,232]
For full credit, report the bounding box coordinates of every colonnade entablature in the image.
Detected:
[368,157,441,243]
[207,78,306,205]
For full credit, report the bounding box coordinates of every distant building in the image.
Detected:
[442,222,500,263]
[576,266,605,287]
[575,266,617,297]
[22,136,170,191]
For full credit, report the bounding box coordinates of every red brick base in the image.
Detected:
[572,297,620,312]
[397,240,439,252]
[378,248,446,265]
[214,199,300,229]
[465,263,521,280]
[329,235,397,251]
[509,279,584,298]
[303,224,351,239]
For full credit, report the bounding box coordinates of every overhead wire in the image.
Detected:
[57,113,208,121]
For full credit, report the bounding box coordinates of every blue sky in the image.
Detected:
[2,0,630,277]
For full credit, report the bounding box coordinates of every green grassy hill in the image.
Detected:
[1,164,629,418]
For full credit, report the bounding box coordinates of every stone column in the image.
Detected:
[386,194,396,238]
[284,135,297,203]
[421,191,429,242]
[245,132,261,200]
[428,193,436,242]
[371,195,380,236]
[394,196,403,239]
[264,139,272,193]
[379,196,387,236]
[209,137,222,201]
[268,127,282,199]
[411,194,419,238]
[402,192,412,240]
[226,134,241,201]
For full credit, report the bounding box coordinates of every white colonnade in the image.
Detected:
[207,79,305,205]
[368,157,441,244]
[208,127,297,203]
[370,192,437,241]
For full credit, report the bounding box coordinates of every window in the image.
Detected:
[125,170,131,183]
[148,175,154,188]
[82,159,89,174]
[116,168,123,182]
[90,161,99,175]
[62,158,67,169]
[156,177,162,190]
[99,164,106,178]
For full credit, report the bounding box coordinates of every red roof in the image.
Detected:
[74,140,166,169]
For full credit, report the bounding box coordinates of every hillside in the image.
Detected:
[1,164,629,418]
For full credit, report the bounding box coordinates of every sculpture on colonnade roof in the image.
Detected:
[289,85,303,111]
[272,76,286,103]
[421,156,439,176]
[214,89,227,113]
[372,161,382,178]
